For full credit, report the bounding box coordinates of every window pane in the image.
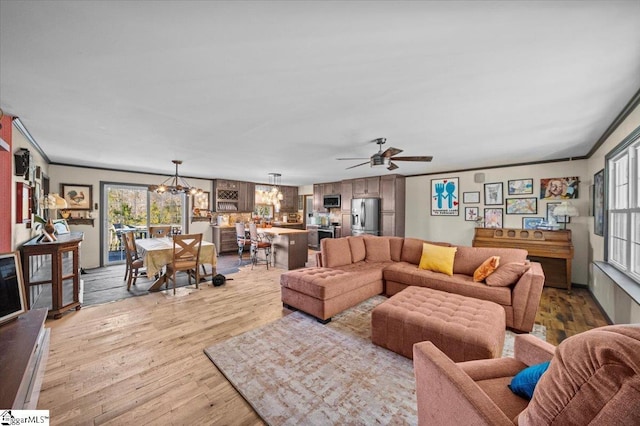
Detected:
[632,212,640,276]
[149,192,184,230]
[614,155,628,209]
[609,212,628,267]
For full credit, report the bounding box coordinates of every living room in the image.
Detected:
[2,1,640,424]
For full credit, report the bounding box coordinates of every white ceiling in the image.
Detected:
[1,1,639,186]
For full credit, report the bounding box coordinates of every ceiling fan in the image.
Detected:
[337,138,433,171]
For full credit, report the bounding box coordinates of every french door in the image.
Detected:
[102,183,187,265]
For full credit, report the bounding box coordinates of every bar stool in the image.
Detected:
[249,223,272,269]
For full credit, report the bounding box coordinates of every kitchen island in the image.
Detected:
[257,226,309,270]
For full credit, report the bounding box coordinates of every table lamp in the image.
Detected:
[43,193,68,235]
[553,201,579,230]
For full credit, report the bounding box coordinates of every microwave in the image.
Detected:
[323,194,341,208]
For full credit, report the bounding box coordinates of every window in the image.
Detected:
[606,127,640,283]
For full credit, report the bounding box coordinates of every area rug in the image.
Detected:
[204,296,546,426]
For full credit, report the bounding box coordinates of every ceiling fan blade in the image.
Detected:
[337,157,369,160]
[345,161,370,170]
[390,156,433,162]
[387,161,399,171]
[381,147,403,158]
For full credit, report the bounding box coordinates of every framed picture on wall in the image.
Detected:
[465,207,479,221]
[484,182,503,205]
[522,217,544,230]
[484,208,503,228]
[0,252,28,326]
[508,178,533,195]
[505,197,537,214]
[463,191,480,204]
[430,177,459,216]
[61,183,93,210]
[593,169,605,236]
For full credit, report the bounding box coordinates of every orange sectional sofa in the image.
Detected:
[280,235,545,332]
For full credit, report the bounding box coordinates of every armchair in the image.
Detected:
[413,325,640,425]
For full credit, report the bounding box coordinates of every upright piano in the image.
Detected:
[472,228,574,292]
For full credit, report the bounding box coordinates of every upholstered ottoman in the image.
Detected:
[371,286,505,361]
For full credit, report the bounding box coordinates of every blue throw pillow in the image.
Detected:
[508,361,551,400]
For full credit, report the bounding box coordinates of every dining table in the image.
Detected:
[136,237,218,291]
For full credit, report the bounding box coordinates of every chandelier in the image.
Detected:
[148,160,203,195]
[258,173,284,209]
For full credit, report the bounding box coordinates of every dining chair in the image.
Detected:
[166,233,203,294]
[249,223,271,270]
[236,222,251,265]
[149,225,171,238]
[122,231,145,290]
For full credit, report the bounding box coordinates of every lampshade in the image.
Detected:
[44,193,68,210]
[553,201,579,218]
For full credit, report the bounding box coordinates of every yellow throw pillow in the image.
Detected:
[418,243,458,276]
[473,256,500,282]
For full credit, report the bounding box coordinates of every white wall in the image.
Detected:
[406,159,590,284]
[48,164,213,269]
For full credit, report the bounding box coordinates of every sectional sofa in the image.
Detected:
[280,235,545,332]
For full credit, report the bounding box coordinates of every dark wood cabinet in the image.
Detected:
[212,226,238,254]
[214,179,255,213]
[237,181,255,213]
[353,177,380,198]
[21,233,84,319]
[313,184,326,213]
[380,175,405,236]
[279,186,298,212]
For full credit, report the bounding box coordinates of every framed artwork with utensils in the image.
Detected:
[431,177,459,216]
[61,183,93,210]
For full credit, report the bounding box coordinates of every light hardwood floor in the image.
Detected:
[38,257,609,425]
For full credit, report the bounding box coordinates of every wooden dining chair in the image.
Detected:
[236,222,251,265]
[122,231,145,290]
[249,223,271,270]
[149,225,171,238]
[166,233,203,294]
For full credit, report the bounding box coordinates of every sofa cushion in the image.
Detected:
[473,256,500,282]
[401,238,452,265]
[419,243,457,276]
[388,237,404,262]
[348,236,366,262]
[453,246,528,276]
[508,360,550,400]
[521,325,640,425]
[322,238,352,267]
[365,237,392,262]
[485,262,530,287]
[383,262,512,306]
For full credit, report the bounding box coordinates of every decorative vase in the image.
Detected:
[44,218,56,235]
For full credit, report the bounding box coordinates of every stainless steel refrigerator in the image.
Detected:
[351,198,380,236]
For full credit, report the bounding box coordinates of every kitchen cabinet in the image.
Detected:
[213,179,239,212]
[279,186,298,212]
[212,226,238,254]
[324,181,341,196]
[214,180,254,212]
[341,213,352,237]
[313,184,326,213]
[353,177,380,198]
[238,181,255,213]
[380,175,405,236]
[341,180,353,214]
